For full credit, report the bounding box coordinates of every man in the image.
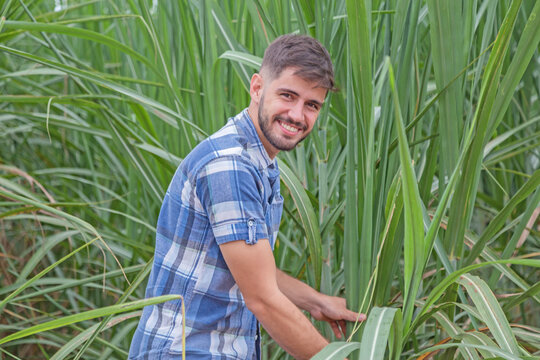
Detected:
[129,34,365,360]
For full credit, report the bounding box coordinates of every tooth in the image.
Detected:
[281,122,298,132]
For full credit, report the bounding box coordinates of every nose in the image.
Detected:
[288,101,304,123]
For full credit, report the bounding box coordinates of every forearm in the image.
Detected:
[276,269,364,340]
[220,240,329,359]
[248,288,327,360]
[276,269,322,313]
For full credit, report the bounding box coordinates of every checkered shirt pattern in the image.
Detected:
[128,109,283,359]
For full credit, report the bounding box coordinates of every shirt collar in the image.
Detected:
[235,108,276,170]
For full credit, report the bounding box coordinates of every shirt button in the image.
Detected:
[248,219,254,227]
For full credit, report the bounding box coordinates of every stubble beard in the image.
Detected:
[257,94,309,152]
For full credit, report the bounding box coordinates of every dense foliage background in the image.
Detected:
[0,0,539,359]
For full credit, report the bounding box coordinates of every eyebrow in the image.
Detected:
[276,87,324,108]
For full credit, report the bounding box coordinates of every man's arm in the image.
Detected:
[220,239,328,360]
[276,270,364,339]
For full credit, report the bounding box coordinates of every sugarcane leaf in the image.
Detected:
[2,20,154,69]
[458,274,520,355]
[465,170,540,265]
[387,57,425,329]
[407,258,540,340]
[359,307,399,360]
[312,341,362,360]
[416,343,521,360]
[279,160,322,289]
[219,50,262,70]
[50,311,141,360]
[0,295,181,345]
[0,45,205,135]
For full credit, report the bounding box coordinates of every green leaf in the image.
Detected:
[416,343,522,360]
[502,282,540,312]
[445,0,538,261]
[427,0,471,190]
[407,258,540,340]
[74,257,155,359]
[50,311,140,360]
[359,307,399,360]
[219,50,262,70]
[461,332,501,359]
[387,57,425,330]
[2,20,154,69]
[344,0,376,323]
[465,170,540,265]
[0,295,181,345]
[0,45,206,136]
[0,235,99,311]
[458,274,520,355]
[312,341,362,360]
[279,160,322,289]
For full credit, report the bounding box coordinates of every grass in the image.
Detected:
[0,0,539,359]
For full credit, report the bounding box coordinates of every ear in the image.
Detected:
[250,73,263,104]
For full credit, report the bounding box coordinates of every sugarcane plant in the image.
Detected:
[0,1,539,359]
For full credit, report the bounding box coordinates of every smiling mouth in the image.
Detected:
[279,120,299,133]
[276,117,306,136]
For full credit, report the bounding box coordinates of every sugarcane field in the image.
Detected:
[0,1,539,359]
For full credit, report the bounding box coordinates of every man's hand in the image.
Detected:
[219,239,366,359]
[276,270,366,339]
[308,294,366,339]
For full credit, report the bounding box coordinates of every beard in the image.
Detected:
[257,94,309,152]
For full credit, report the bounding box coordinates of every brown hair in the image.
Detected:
[260,34,337,92]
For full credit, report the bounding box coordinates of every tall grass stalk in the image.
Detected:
[0,1,538,359]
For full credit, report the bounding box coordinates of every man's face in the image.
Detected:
[254,68,327,158]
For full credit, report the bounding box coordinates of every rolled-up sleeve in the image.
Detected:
[196,156,268,245]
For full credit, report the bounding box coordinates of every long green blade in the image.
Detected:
[458,274,520,355]
[388,57,424,329]
[312,341,362,360]
[279,160,323,288]
[0,295,181,345]
[359,307,399,360]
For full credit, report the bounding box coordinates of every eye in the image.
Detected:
[307,102,320,111]
[280,92,292,99]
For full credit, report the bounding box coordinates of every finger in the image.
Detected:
[345,310,366,322]
[356,313,367,322]
[334,310,363,323]
[330,321,342,338]
[338,320,347,336]
[343,311,366,322]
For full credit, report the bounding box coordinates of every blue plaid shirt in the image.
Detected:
[129,109,283,359]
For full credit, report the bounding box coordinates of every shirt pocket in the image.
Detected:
[265,193,283,248]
